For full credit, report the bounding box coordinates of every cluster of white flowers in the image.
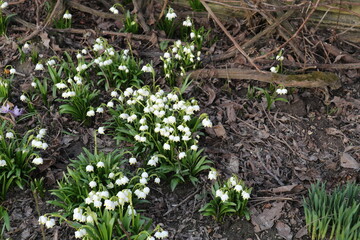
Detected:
[228,176,251,200]
[165,7,177,21]
[216,189,229,202]
[276,88,288,95]
[111,86,211,167]
[74,228,87,239]
[31,128,48,151]
[109,6,119,14]
[38,216,56,229]
[154,230,169,239]
[93,38,105,52]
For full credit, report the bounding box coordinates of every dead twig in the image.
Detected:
[200,0,262,72]
[163,188,200,216]
[254,149,285,186]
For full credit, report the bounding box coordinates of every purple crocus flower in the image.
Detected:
[10,106,24,117]
[0,104,11,114]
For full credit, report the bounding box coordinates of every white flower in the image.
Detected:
[38,216,47,225]
[163,52,171,59]
[178,152,186,159]
[63,12,72,19]
[110,91,118,97]
[0,160,6,167]
[35,63,44,71]
[86,165,94,172]
[242,191,250,200]
[104,200,117,210]
[141,172,149,178]
[139,125,149,131]
[154,177,160,184]
[276,88,288,95]
[183,115,191,121]
[270,66,278,73]
[216,189,224,198]
[183,16,192,27]
[5,132,14,139]
[220,192,229,202]
[166,8,177,21]
[93,200,102,208]
[96,107,104,113]
[234,185,243,192]
[208,170,217,180]
[81,49,87,54]
[89,181,97,188]
[45,218,56,229]
[107,101,114,108]
[108,172,115,179]
[190,32,195,39]
[20,94,27,102]
[9,68,16,74]
[143,187,150,195]
[55,83,67,89]
[32,157,43,165]
[129,157,137,165]
[96,161,105,168]
[163,143,170,150]
[31,82,37,87]
[98,127,105,134]
[190,145,198,151]
[1,2,9,9]
[86,110,95,117]
[202,118,212,128]
[47,59,56,66]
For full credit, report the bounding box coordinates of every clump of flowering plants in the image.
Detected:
[0,120,47,200]
[161,39,202,86]
[43,133,167,239]
[91,38,143,90]
[107,85,213,190]
[200,171,252,222]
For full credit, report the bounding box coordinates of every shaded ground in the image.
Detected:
[1,1,359,239]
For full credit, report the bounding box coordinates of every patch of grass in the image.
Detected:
[303,181,360,240]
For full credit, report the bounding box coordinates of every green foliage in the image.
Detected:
[123,10,139,33]
[188,0,206,11]
[0,9,15,36]
[200,176,251,222]
[304,181,360,240]
[0,206,10,238]
[0,76,9,103]
[0,121,46,200]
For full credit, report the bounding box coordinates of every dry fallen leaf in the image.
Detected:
[276,221,293,240]
[39,32,50,49]
[213,124,227,139]
[251,202,285,232]
[271,184,298,193]
[340,152,360,169]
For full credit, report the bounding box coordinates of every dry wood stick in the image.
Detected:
[132,0,150,33]
[200,0,262,72]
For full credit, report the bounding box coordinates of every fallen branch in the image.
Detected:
[189,68,341,89]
